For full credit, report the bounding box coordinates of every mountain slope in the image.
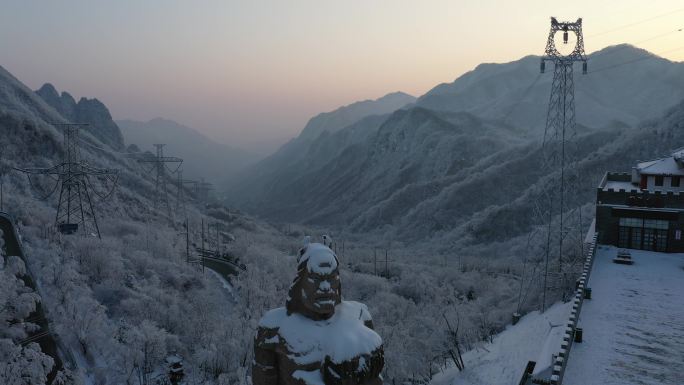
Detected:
[0,64,537,385]
[117,118,259,183]
[418,44,684,132]
[226,45,684,254]
[0,64,287,385]
[0,68,65,128]
[225,91,416,207]
[298,91,416,141]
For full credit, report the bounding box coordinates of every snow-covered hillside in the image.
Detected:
[226,45,684,258]
[298,91,416,142]
[0,64,295,384]
[1,64,544,385]
[418,44,684,132]
[431,301,572,385]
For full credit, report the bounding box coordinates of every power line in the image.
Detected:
[587,44,684,74]
[588,27,683,61]
[502,72,543,124]
[136,144,183,216]
[587,7,684,38]
[504,25,683,127]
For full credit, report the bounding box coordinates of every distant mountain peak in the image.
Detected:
[35,83,124,150]
[342,91,415,109]
[298,91,416,141]
[379,91,415,100]
[37,83,59,98]
[590,43,650,55]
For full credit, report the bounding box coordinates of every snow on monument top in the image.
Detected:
[298,242,338,274]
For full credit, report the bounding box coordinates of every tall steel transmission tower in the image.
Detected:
[541,18,587,149]
[175,167,197,213]
[537,17,588,310]
[137,144,182,215]
[17,123,118,238]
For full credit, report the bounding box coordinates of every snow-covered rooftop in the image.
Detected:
[601,180,638,192]
[637,156,684,176]
[563,246,684,385]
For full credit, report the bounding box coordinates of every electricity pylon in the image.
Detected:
[537,17,588,310]
[175,167,197,213]
[137,144,182,216]
[194,178,213,205]
[17,123,118,238]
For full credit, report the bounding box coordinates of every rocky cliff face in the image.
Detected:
[35,83,125,150]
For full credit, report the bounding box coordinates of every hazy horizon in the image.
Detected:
[2,0,683,153]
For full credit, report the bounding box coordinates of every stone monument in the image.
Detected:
[253,238,384,385]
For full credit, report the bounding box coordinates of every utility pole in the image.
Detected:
[185,218,190,264]
[385,249,388,277]
[215,222,220,257]
[17,123,118,238]
[374,248,377,276]
[194,178,213,208]
[539,17,587,310]
[137,144,182,217]
[175,168,200,215]
[201,218,205,273]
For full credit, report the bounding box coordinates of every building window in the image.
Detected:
[656,231,668,251]
[630,228,642,249]
[618,226,630,248]
[644,219,669,230]
[620,217,643,227]
[672,176,681,187]
[655,175,664,186]
[619,217,670,251]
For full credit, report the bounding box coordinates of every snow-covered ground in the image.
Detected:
[564,246,684,385]
[431,301,572,385]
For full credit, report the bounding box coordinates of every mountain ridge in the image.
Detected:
[225,44,684,254]
[298,91,416,142]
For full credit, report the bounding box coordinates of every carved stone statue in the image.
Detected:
[253,239,384,385]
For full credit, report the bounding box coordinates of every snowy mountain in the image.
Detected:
[0,68,65,127]
[3,43,684,385]
[117,118,259,183]
[0,64,289,384]
[224,91,416,208]
[226,45,684,254]
[0,63,541,385]
[418,44,684,133]
[35,83,125,150]
[298,91,416,141]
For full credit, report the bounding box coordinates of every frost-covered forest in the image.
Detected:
[0,66,539,385]
[0,169,538,384]
[0,105,559,385]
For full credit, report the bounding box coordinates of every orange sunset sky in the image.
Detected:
[1,0,683,152]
